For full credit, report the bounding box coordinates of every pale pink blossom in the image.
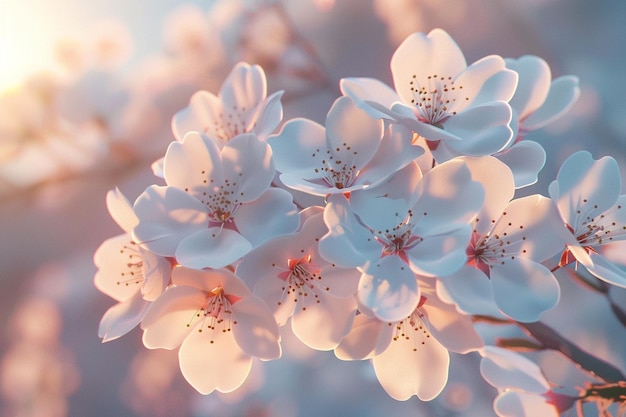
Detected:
[549,151,626,287]
[140,267,280,394]
[133,132,299,269]
[237,208,359,350]
[341,28,518,162]
[268,96,423,196]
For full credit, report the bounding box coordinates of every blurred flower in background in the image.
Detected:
[1,0,626,416]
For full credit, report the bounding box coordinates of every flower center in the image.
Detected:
[275,255,325,311]
[409,74,468,126]
[207,103,257,142]
[184,171,244,226]
[186,286,242,344]
[374,212,422,264]
[311,144,360,190]
[572,202,626,247]
[389,297,431,352]
[117,241,144,287]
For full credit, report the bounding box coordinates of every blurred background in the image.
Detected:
[1,0,626,416]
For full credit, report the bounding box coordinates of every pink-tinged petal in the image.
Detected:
[436,266,501,317]
[267,118,327,177]
[340,77,402,119]
[455,56,517,109]
[549,151,620,225]
[495,140,546,188]
[422,295,483,354]
[94,234,143,302]
[106,187,138,232]
[236,234,296,290]
[325,96,383,169]
[586,252,626,288]
[171,90,222,141]
[164,132,224,196]
[179,321,252,394]
[490,259,560,323]
[235,188,299,248]
[151,157,165,178]
[391,29,466,106]
[460,156,515,235]
[292,289,357,351]
[221,134,274,203]
[141,286,206,349]
[505,56,551,120]
[494,391,559,417]
[442,102,513,156]
[350,194,412,236]
[492,195,568,262]
[176,228,252,269]
[252,90,284,139]
[318,265,360,298]
[412,158,484,228]
[253,271,297,326]
[373,321,450,401]
[318,195,380,268]
[132,185,208,257]
[171,267,252,298]
[231,296,281,360]
[335,314,393,360]
[352,161,423,202]
[356,123,424,188]
[522,75,580,131]
[388,101,464,146]
[219,62,266,117]
[98,291,150,342]
[139,248,171,301]
[407,225,472,277]
[359,256,419,322]
[480,345,550,393]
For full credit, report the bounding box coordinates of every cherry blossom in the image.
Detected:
[335,284,482,401]
[480,346,577,417]
[340,28,518,162]
[171,61,283,144]
[437,157,566,322]
[141,267,281,394]
[267,96,423,196]
[318,159,484,322]
[492,55,580,188]
[94,187,171,342]
[237,208,360,350]
[549,151,626,287]
[132,132,299,269]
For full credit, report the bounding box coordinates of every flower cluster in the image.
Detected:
[94,28,626,412]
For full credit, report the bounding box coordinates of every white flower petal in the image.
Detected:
[171,90,222,141]
[522,75,580,131]
[98,292,150,342]
[132,185,208,257]
[268,118,327,177]
[586,252,626,288]
[219,62,266,118]
[407,225,471,277]
[253,90,284,139]
[358,256,419,322]
[505,55,551,121]
[171,267,253,298]
[235,188,299,248]
[391,29,466,106]
[495,140,546,188]
[437,265,501,317]
[480,345,550,393]
[442,102,513,156]
[340,77,402,119]
[221,134,275,203]
[334,314,393,360]
[141,286,206,349]
[94,234,143,302]
[494,391,559,417]
[491,259,560,322]
[422,294,483,353]
[176,228,252,269]
[139,248,171,302]
[179,320,252,394]
[106,187,138,232]
[373,320,450,401]
[455,55,517,108]
[231,296,281,360]
[292,290,356,351]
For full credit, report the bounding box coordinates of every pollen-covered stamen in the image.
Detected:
[274,254,325,311]
[311,143,361,189]
[389,300,431,352]
[467,214,530,277]
[572,202,626,247]
[409,74,469,126]
[208,103,259,142]
[117,241,144,287]
[186,286,242,344]
[184,170,246,225]
[373,211,423,264]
